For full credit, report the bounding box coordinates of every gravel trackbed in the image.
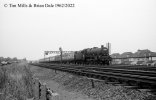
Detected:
[29,65,155,100]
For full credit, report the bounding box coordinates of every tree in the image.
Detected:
[0,57,4,62]
[12,57,18,61]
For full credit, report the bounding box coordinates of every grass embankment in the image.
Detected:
[0,62,34,100]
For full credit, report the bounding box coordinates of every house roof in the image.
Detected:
[120,52,133,58]
[111,53,120,58]
[132,49,153,58]
[150,52,156,56]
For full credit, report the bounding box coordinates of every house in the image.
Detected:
[131,49,151,62]
[111,53,121,64]
[120,52,133,64]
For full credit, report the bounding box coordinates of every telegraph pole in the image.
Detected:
[44,51,47,61]
[59,47,63,66]
[106,42,111,55]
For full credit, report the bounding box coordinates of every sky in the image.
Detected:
[0,0,156,60]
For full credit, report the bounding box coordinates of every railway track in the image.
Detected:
[39,62,156,71]
[30,63,156,93]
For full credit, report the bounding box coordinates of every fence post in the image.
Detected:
[40,83,47,100]
[91,79,95,88]
[33,78,40,100]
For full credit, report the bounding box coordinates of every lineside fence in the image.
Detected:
[33,78,53,100]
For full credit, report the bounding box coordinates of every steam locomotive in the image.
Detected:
[39,45,112,65]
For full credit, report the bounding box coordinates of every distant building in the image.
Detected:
[111,53,121,64]
[111,49,156,65]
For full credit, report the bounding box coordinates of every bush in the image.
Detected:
[0,63,34,100]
